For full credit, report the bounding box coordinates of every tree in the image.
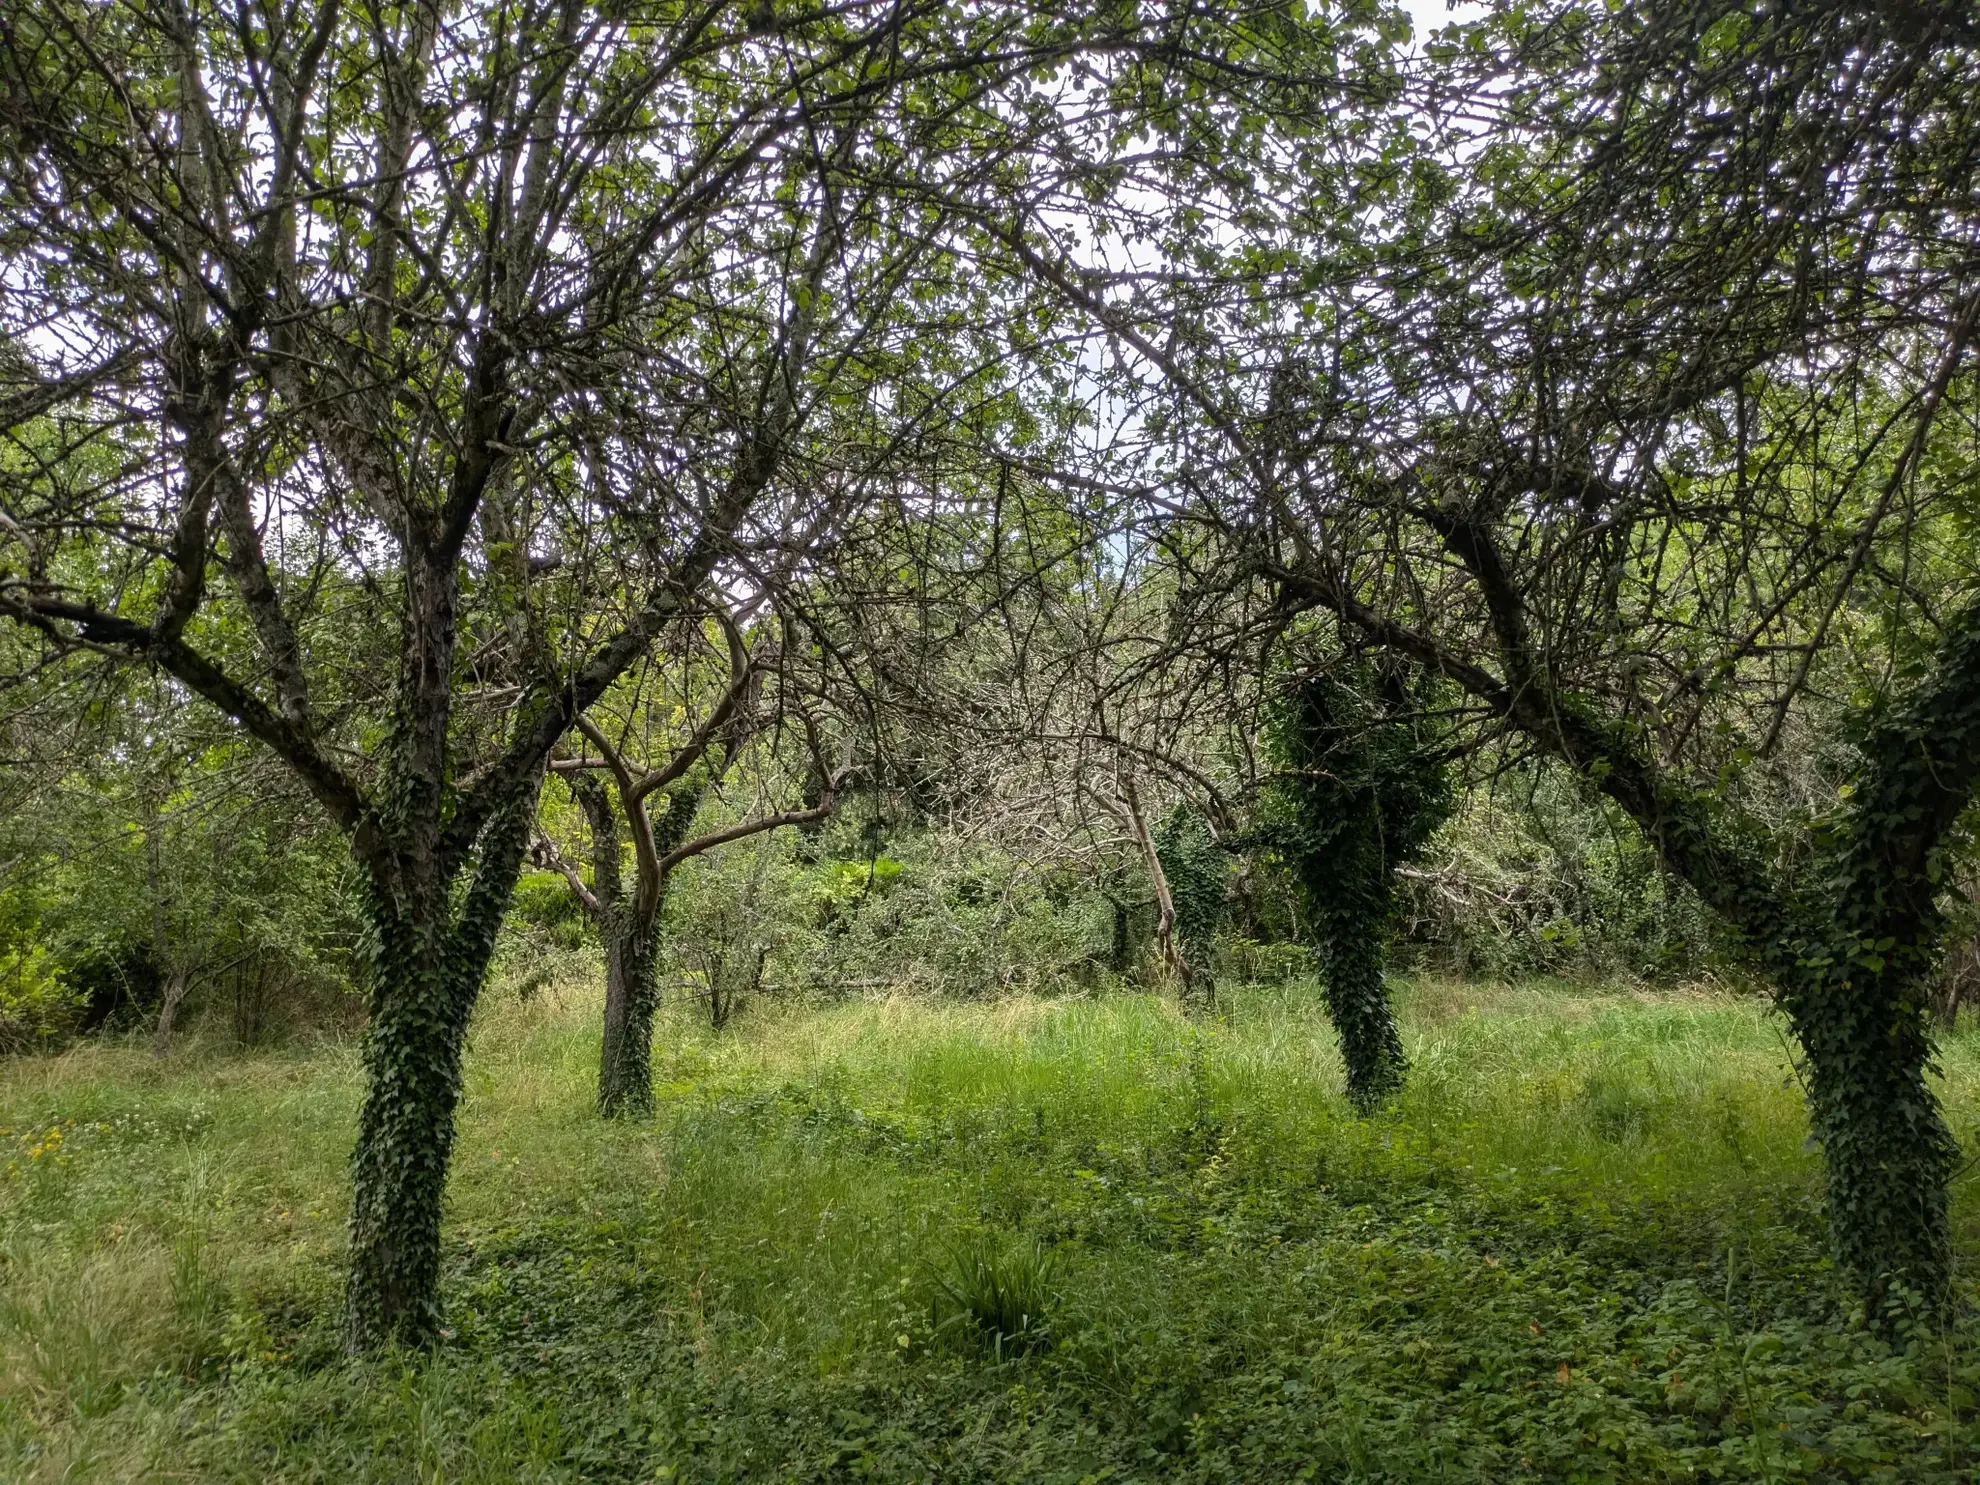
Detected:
[0,0,1163,1347]
[1050,0,1980,1307]
[537,608,847,1115]
[1259,662,1453,1110]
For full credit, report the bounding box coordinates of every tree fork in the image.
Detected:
[344,785,537,1350]
[1393,582,1980,1304]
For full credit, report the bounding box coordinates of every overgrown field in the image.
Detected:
[4,979,1980,1482]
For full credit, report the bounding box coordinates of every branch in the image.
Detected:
[441,332,807,866]
[1261,557,1791,946]
[532,833,600,917]
[575,712,660,917]
[628,618,757,804]
[3,595,363,831]
[212,449,313,729]
[0,346,145,432]
[655,766,846,879]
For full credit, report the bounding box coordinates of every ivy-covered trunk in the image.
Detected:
[1790,990,1954,1308]
[1262,666,1452,1113]
[597,912,660,1118]
[345,905,467,1349]
[1609,786,1962,1309]
[1763,724,1971,1308]
[1321,929,1406,1113]
[344,787,534,1350]
[1552,601,1980,1310]
[571,767,712,1119]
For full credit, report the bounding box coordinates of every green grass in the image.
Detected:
[4,976,1980,1481]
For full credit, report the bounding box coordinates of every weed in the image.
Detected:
[927,1232,1057,1356]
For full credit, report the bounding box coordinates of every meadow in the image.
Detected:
[3,976,1978,1483]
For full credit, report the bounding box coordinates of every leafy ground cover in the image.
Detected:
[3,978,1979,1482]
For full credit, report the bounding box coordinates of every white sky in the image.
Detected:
[1401,0,1489,42]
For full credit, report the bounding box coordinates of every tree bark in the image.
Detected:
[152,969,192,1056]
[597,913,661,1118]
[568,772,669,1119]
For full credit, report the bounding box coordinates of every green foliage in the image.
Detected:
[509,872,592,954]
[1398,766,1723,983]
[1263,665,1456,915]
[927,1233,1057,1357]
[0,708,362,1049]
[658,825,1104,1003]
[812,855,904,932]
[1260,664,1455,1109]
[0,943,83,1052]
[1153,806,1227,984]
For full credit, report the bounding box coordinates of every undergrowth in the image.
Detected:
[2,978,1979,1481]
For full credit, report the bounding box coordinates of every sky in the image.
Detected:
[1401,0,1489,42]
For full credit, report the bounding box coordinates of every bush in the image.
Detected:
[509,871,592,952]
[0,941,85,1051]
[927,1233,1058,1356]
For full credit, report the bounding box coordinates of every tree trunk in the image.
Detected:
[1492,591,1980,1310]
[1109,895,1133,974]
[1603,781,1962,1308]
[1322,926,1405,1113]
[343,787,534,1351]
[597,911,660,1118]
[1791,989,1954,1312]
[595,776,707,1115]
[1112,773,1194,995]
[344,910,466,1350]
[152,967,192,1055]
[569,774,665,1119]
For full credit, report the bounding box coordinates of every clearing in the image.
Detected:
[3,979,1977,1482]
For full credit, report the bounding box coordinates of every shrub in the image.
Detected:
[0,941,85,1052]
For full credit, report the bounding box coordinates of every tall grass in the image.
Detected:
[2,976,1977,1480]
